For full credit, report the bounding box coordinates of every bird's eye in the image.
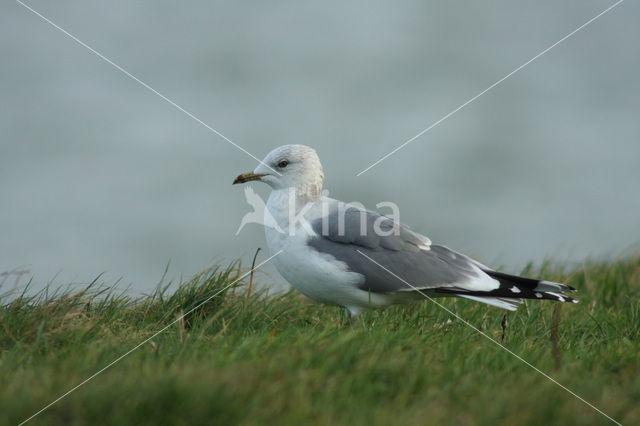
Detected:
[277,160,289,168]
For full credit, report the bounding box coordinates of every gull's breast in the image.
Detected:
[263,191,392,309]
[270,229,391,309]
[275,236,362,305]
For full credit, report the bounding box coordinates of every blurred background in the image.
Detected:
[2,1,638,294]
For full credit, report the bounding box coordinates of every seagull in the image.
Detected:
[233,144,577,318]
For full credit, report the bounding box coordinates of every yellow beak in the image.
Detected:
[232,172,265,185]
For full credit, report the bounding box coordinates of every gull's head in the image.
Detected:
[233,145,324,197]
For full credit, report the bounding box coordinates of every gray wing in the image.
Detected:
[307,205,483,293]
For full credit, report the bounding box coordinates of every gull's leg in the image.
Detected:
[343,306,365,325]
[344,307,354,325]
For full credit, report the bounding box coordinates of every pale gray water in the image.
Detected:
[2,1,639,294]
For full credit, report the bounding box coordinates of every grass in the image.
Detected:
[1,256,639,425]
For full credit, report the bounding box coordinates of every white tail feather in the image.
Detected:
[457,294,521,311]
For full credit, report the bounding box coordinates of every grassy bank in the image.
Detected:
[1,257,639,425]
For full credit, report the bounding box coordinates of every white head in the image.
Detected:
[233,145,324,199]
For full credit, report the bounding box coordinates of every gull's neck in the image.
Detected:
[275,180,322,205]
[265,186,322,230]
